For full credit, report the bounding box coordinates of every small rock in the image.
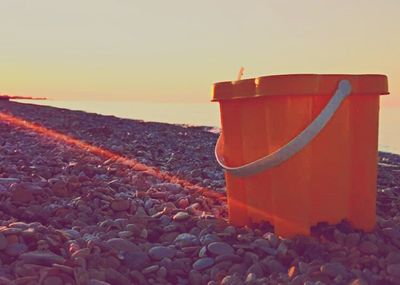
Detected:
[345,233,361,247]
[348,278,368,285]
[178,198,189,208]
[20,250,66,266]
[0,178,20,184]
[245,272,257,284]
[142,265,159,275]
[51,180,69,197]
[5,243,28,256]
[359,241,378,255]
[215,254,242,263]
[265,259,285,274]
[62,229,81,240]
[263,232,279,248]
[221,274,242,285]
[88,280,112,285]
[207,242,234,256]
[386,252,400,264]
[123,251,150,270]
[118,231,133,239]
[247,262,264,278]
[224,226,236,236]
[43,276,63,285]
[149,246,176,260]
[110,199,130,211]
[200,234,221,246]
[72,248,91,259]
[11,185,34,204]
[105,268,131,285]
[0,233,8,250]
[387,264,400,278]
[174,233,199,248]
[320,262,346,277]
[193,257,214,271]
[189,270,202,285]
[173,211,190,221]
[130,271,149,285]
[106,238,141,252]
[157,266,167,278]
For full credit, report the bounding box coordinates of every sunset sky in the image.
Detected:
[0,0,399,106]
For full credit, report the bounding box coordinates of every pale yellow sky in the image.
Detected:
[0,0,399,105]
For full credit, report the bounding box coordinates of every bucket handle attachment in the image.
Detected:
[215,79,352,177]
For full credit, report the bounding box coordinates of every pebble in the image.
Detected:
[110,199,130,211]
[20,250,66,265]
[51,180,69,197]
[320,262,346,277]
[105,268,131,284]
[140,265,157,276]
[173,211,190,221]
[387,264,400,277]
[359,241,379,255]
[0,233,8,250]
[11,186,34,204]
[88,280,112,285]
[106,238,141,252]
[62,229,81,240]
[5,243,28,256]
[220,275,242,285]
[174,233,199,247]
[149,246,177,260]
[265,259,285,274]
[200,234,221,246]
[43,276,64,285]
[192,257,214,271]
[122,251,150,270]
[386,251,400,264]
[345,233,361,247]
[189,270,202,285]
[207,242,235,256]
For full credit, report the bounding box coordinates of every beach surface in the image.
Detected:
[0,101,400,284]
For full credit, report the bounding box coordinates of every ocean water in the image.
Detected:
[12,99,400,155]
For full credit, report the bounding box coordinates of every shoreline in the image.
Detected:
[1,101,400,284]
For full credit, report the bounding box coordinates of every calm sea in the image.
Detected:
[13,100,400,155]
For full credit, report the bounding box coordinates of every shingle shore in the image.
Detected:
[0,101,400,285]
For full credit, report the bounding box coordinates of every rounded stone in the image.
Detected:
[173,212,190,222]
[111,199,130,211]
[192,257,214,271]
[200,234,221,246]
[359,241,378,255]
[5,243,28,256]
[0,233,8,250]
[207,242,234,256]
[106,238,141,252]
[20,250,66,266]
[320,262,346,277]
[149,246,177,260]
[174,233,199,248]
[387,264,400,278]
[43,276,63,285]
[122,251,150,270]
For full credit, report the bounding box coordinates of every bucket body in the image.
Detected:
[212,74,389,237]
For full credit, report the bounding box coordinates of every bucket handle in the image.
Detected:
[215,79,352,177]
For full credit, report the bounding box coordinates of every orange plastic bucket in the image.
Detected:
[212,74,389,237]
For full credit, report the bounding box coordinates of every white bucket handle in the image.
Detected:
[215,79,352,177]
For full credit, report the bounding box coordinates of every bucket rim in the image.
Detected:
[211,73,389,101]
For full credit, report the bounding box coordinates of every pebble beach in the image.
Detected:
[0,101,400,285]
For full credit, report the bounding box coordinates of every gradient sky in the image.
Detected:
[0,0,399,106]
